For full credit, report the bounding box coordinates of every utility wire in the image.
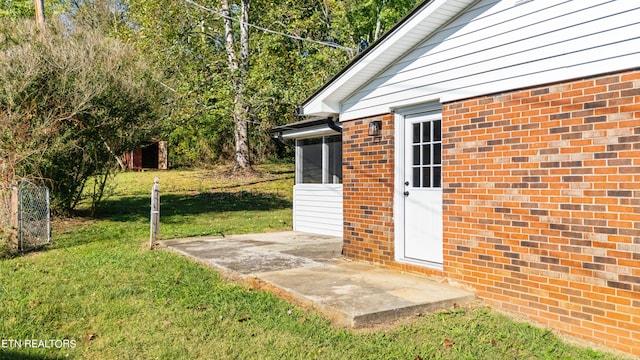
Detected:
[182,0,355,52]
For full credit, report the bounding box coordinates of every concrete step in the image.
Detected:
[161,231,476,328]
[255,260,476,328]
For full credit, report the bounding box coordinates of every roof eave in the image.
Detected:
[271,117,342,140]
[300,0,476,118]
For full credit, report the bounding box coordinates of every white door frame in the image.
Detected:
[393,102,443,270]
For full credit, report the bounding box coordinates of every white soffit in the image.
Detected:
[280,126,340,140]
[301,0,476,117]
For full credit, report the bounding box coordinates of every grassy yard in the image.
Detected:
[0,164,627,359]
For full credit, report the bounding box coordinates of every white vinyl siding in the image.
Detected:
[293,184,343,237]
[301,0,476,116]
[341,0,640,121]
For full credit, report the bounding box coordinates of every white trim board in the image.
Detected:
[393,103,444,271]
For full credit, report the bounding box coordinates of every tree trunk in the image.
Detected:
[373,0,384,41]
[34,0,45,30]
[220,0,238,74]
[234,100,250,169]
[221,0,252,171]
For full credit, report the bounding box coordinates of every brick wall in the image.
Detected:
[442,69,640,356]
[342,114,395,264]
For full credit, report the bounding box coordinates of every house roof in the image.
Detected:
[300,0,477,118]
[271,117,334,132]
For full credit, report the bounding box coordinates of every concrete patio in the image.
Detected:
[160,231,475,328]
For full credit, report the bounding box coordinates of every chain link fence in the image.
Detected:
[0,183,50,252]
[17,184,50,251]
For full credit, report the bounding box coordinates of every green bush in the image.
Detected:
[0,18,165,215]
[0,226,17,258]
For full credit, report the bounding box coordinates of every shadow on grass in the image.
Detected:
[89,190,292,222]
[0,350,64,360]
[257,169,294,176]
[210,175,294,191]
[48,190,291,250]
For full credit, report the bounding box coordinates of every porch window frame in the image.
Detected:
[295,135,342,185]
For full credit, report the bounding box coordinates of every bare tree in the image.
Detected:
[220,0,251,171]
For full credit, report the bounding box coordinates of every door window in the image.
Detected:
[411,119,441,188]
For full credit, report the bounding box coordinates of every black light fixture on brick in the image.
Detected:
[368,120,382,137]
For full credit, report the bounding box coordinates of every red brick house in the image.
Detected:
[274,0,640,356]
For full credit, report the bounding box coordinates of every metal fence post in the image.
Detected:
[150,177,160,249]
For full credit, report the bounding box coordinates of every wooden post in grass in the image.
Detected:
[150,178,160,249]
[9,185,19,247]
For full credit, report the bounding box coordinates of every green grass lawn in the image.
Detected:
[0,164,627,359]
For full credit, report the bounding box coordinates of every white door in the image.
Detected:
[403,112,443,265]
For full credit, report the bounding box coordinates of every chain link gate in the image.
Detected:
[17,184,50,251]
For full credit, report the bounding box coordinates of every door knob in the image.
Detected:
[403,191,410,196]
[404,181,410,186]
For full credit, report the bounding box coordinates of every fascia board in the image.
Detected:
[301,0,473,118]
[279,126,341,140]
